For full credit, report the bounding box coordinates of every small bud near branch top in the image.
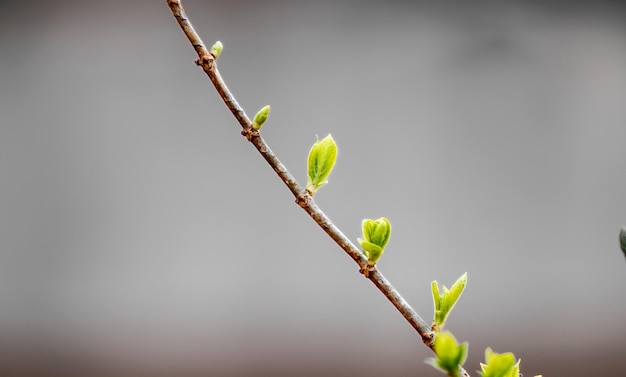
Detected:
[252,105,270,130]
[210,41,223,58]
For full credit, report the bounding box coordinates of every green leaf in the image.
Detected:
[358,218,392,265]
[358,240,382,264]
[210,41,223,58]
[431,280,442,324]
[426,331,468,377]
[479,348,520,377]
[252,105,270,130]
[431,273,467,331]
[306,134,338,194]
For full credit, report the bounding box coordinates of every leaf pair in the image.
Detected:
[358,217,392,266]
[431,273,467,331]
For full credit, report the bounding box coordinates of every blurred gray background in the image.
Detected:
[1,0,626,376]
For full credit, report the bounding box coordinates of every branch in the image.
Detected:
[166,2,469,376]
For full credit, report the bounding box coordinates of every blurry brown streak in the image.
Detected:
[166,1,469,376]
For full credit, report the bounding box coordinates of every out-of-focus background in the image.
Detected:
[1,0,625,376]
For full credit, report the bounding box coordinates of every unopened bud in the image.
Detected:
[210,41,223,58]
[252,105,270,130]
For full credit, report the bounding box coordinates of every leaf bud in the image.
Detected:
[252,105,270,130]
[210,41,223,58]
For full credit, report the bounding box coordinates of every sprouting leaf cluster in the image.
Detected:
[358,217,392,266]
[432,273,467,331]
[479,348,521,377]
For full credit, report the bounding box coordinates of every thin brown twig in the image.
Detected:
[166,1,469,376]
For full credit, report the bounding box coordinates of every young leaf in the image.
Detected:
[426,331,468,377]
[306,134,337,195]
[252,105,270,130]
[479,348,520,377]
[358,217,392,266]
[432,273,467,331]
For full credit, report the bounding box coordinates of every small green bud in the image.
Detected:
[358,217,392,266]
[479,348,520,377]
[432,273,467,331]
[210,41,223,58]
[306,134,338,195]
[426,331,468,377]
[619,226,626,257]
[252,105,270,130]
